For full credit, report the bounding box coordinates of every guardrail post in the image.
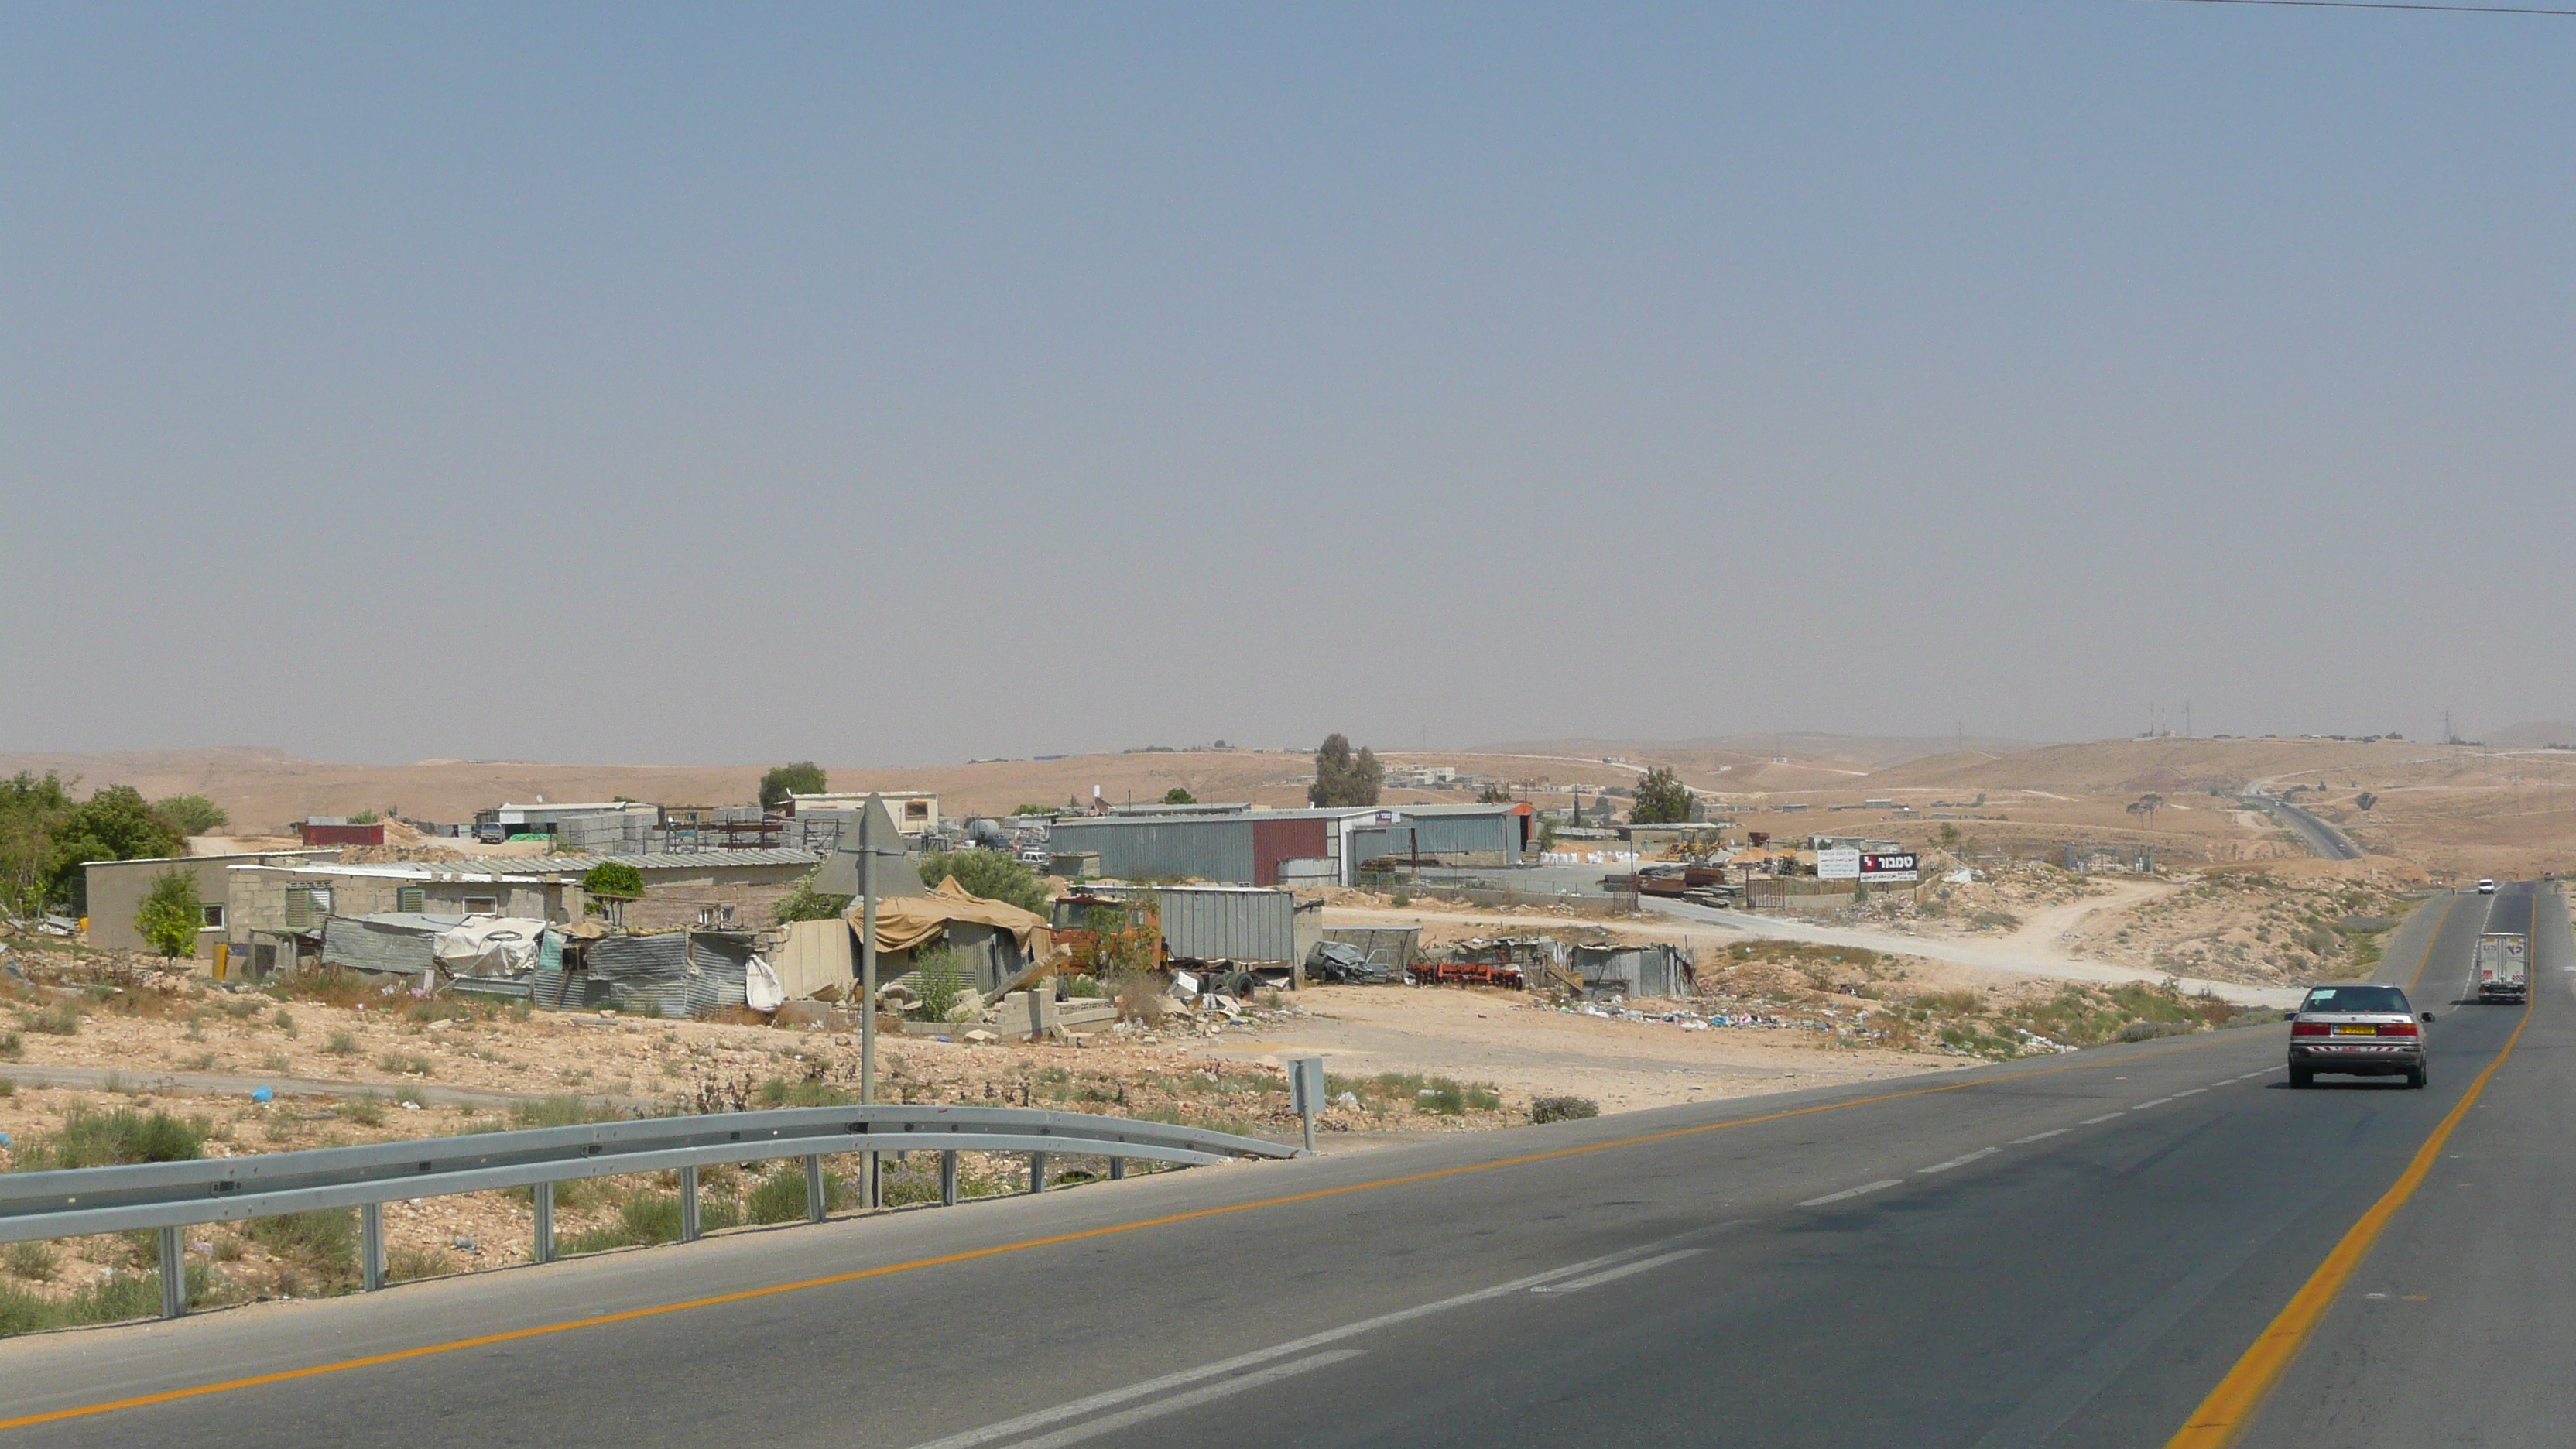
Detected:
[679,1165,701,1243]
[803,1155,827,1222]
[1029,1151,1048,1194]
[533,1182,556,1264]
[940,1149,958,1206]
[361,1202,385,1291]
[1287,1057,1324,1154]
[1109,1155,1125,1181]
[158,1225,185,1321]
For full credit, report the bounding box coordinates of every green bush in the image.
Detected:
[386,1245,456,1283]
[0,1269,204,1337]
[325,1029,360,1056]
[758,762,827,811]
[21,1105,204,1170]
[564,1190,742,1255]
[0,1029,21,1059]
[510,1094,615,1128]
[909,948,965,1022]
[151,794,230,836]
[771,874,855,925]
[135,869,203,961]
[4,1242,60,1282]
[22,1003,80,1036]
[912,850,1051,916]
[747,1163,844,1224]
[242,1209,360,1293]
[1531,1096,1600,1124]
[581,861,646,901]
[753,1076,858,1108]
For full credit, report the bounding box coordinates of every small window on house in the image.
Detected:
[284,886,329,930]
[463,895,498,916]
[905,801,930,823]
[200,903,224,929]
[396,886,426,913]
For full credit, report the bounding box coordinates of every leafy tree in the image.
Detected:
[771,872,853,924]
[1162,787,1197,806]
[1629,766,1693,825]
[347,810,381,826]
[1010,803,1055,816]
[1935,823,1963,851]
[1477,786,1512,804]
[581,861,646,900]
[49,786,183,913]
[136,870,202,961]
[0,772,76,918]
[913,848,1052,916]
[150,795,230,837]
[758,762,828,810]
[1308,734,1384,807]
[2355,792,2379,813]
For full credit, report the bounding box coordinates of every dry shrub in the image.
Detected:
[1110,970,1167,1026]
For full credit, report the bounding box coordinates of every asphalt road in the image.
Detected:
[2242,788,2364,862]
[1,886,2563,1448]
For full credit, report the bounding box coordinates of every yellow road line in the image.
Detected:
[2406,896,2458,995]
[0,1031,2249,1435]
[2164,1005,2531,1449]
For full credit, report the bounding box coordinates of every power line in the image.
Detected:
[2158,0,2576,13]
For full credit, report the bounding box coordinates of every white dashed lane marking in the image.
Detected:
[1800,1180,1903,1208]
[2011,1129,2073,1144]
[1919,1147,1999,1174]
[2081,1113,2124,1124]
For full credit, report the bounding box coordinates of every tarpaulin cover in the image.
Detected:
[843,877,1051,957]
[432,916,548,978]
[745,956,785,1012]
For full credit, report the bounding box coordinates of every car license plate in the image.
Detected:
[2334,1024,2375,1036]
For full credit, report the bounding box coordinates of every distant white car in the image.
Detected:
[2477,879,2499,895]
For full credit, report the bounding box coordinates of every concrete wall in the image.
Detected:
[224,868,567,940]
[84,851,341,957]
[619,880,802,933]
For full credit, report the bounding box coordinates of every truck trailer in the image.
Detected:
[2474,932,2529,1003]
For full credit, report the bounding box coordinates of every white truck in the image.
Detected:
[2475,932,2529,1002]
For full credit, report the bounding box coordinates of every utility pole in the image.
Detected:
[848,794,912,1211]
[2185,701,2193,739]
[858,800,879,1211]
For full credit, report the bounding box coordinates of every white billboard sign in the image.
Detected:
[1816,848,1861,881]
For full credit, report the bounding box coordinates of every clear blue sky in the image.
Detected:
[5,3,2571,765]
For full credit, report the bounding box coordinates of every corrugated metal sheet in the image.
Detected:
[500,849,821,875]
[1353,808,1522,861]
[577,931,752,1016]
[318,915,440,978]
[1157,887,1298,963]
[1571,943,1693,998]
[584,933,690,981]
[529,969,612,1010]
[1046,817,1258,884]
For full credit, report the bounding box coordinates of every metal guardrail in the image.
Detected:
[0,1105,1298,1321]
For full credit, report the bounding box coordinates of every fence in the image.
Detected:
[0,1105,1297,1322]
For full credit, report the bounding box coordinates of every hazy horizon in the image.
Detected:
[7,5,2571,767]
